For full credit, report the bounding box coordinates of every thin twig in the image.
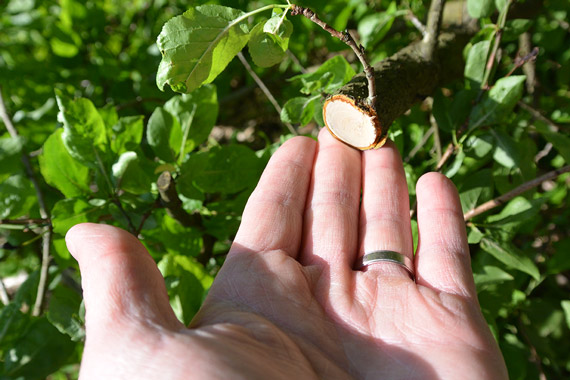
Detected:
[0,86,51,317]
[291,5,376,111]
[518,101,563,132]
[0,278,9,305]
[422,0,445,61]
[464,165,570,221]
[287,50,308,74]
[405,125,434,163]
[237,52,297,136]
[406,11,427,36]
[0,218,50,226]
[431,114,443,162]
[435,143,456,171]
[134,197,161,236]
[504,46,539,79]
[480,0,512,93]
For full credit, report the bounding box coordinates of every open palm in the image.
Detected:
[67,130,507,379]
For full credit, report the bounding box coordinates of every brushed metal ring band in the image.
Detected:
[358,250,415,280]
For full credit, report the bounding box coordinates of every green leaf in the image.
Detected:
[480,236,540,280]
[111,151,153,194]
[146,106,181,162]
[464,133,494,158]
[178,145,261,195]
[467,0,495,18]
[55,90,107,167]
[158,253,212,325]
[0,303,31,350]
[491,129,521,168]
[280,96,320,126]
[562,300,570,329]
[464,40,491,86]
[248,16,293,68]
[459,168,494,213]
[47,285,84,341]
[143,211,203,257]
[357,2,400,48]
[3,317,76,379]
[444,147,465,178]
[503,19,533,41]
[473,265,514,289]
[468,75,526,130]
[546,239,570,275]
[51,198,106,235]
[0,175,36,219]
[163,84,219,158]
[486,196,543,235]
[432,89,453,132]
[109,115,144,154]
[39,129,91,198]
[289,55,356,95]
[0,135,23,181]
[156,5,251,93]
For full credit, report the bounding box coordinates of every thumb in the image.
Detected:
[66,223,182,332]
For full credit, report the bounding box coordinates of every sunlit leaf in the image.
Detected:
[248,16,293,68]
[289,55,356,95]
[156,5,250,93]
[467,0,495,18]
[281,96,321,126]
[480,236,540,280]
[39,129,91,198]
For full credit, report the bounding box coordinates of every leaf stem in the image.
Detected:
[464,164,570,221]
[290,5,377,111]
[94,149,136,234]
[237,52,297,135]
[0,85,52,317]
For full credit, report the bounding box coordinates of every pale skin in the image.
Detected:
[66,129,508,379]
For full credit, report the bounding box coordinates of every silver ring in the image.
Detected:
[357,250,415,280]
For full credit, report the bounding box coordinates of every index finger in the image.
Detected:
[229,136,317,258]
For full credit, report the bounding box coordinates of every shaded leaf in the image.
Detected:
[480,236,540,280]
[248,16,293,68]
[0,175,36,219]
[357,2,401,48]
[51,198,107,235]
[3,317,76,379]
[535,125,570,164]
[432,89,453,132]
[0,135,23,181]
[178,145,261,195]
[281,96,320,126]
[146,106,181,162]
[47,285,85,341]
[157,5,250,93]
[289,55,355,95]
[163,84,219,158]
[39,129,91,198]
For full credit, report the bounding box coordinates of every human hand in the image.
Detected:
[67,129,508,379]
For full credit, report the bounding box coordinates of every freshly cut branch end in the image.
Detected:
[323,95,386,150]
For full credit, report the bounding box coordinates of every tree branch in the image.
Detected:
[0,85,52,317]
[464,165,570,221]
[157,172,214,266]
[518,101,563,132]
[291,5,377,111]
[406,11,427,37]
[0,218,50,226]
[237,52,297,136]
[422,0,445,61]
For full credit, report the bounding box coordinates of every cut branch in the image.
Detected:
[291,5,376,111]
[324,27,473,149]
[464,165,570,221]
[0,85,52,317]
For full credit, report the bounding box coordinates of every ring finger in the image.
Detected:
[357,141,414,280]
